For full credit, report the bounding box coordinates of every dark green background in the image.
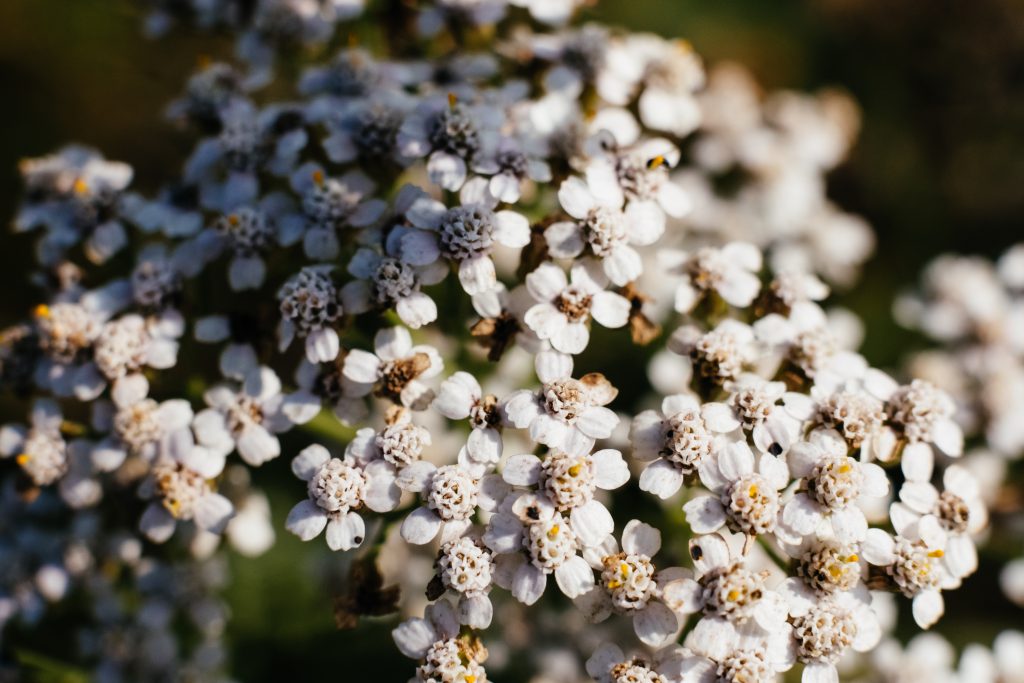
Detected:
[2,0,1023,680]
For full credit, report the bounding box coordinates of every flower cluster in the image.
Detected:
[0,0,1018,681]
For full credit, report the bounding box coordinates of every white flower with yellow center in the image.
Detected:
[285,443,400,551]
[392,599,489,683]
[781,428,889,544]
[683,441,789,538]
[863,528,948,628]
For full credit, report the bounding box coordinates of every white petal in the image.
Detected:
[285,500,328,541]
[622,519,661,557]
[326,513,365,551]
[634,601,678,646]
[592,449,629,490]
[503,453,543,486]
[639,460,684,499]
[401,506,442,545]
[554,555,595,598]
[194,493,234,534]
[571,500,614,547]
[683,496,727,534]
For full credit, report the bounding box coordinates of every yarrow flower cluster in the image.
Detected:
[0,1,1020,681]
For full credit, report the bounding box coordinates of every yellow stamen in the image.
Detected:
[227,214,240,226]
[748,484,759,497]
[646,155,666,170]
[312,169,325,186]
[465,676,476,683]
[567,464,581,477]
[619,562,630,576]
[838,462,852,474]
[16,453,30,466]
[845,554,858,563]
[547,524,560,539]
[448,92,458,109]
[73,178,89,195]
[726,589,739,601]
[34,304,50,319]
[828,565,842,578]
[928,549,944,558]
[606,579,621,589]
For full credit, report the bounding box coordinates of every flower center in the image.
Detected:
[439,206,495,261]
[18,429,68,486]
[662,410,712,474]
[582,206,628,257]
[542,379,587,423]
[94,317,150,380]
[889,539,942,597]
[807,454,863,511]
[308,457,366,514]
[375,420,429,469]
[428,465,478,522]
[936,491,970,534]
[524,514,577,572]
[218,208,273,255]
[793,603,857,664]
[601,552,657,611]
[797,542,861,594]
[723,474,778,535]
[541,451,595,511]
[438,537,493,596]
[817,392,884,449]
[372,257,417,304]
[428,103,479,159]
[114,398,162,454]
[155,459,210,520]
[554,286,593,323]
[702,563,766,622]
[278,267,342,336]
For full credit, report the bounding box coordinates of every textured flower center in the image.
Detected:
[609,660,666,683]
[496,149,529,179]
[731,386,777,430]
[416,638,487,683]
[542,379,587,423]
[886,379,953,445]
[687,248,728,292]
[218,208,273,255]
[662,410,712,474]
[438,537,493,596]
[716,649,772,683]
[797,542,861,594]
[307,457,366,514]
[354,105,401,159]
[582,206,628,257]
[807,454,862,510]
[219,115,264,171]
[154,459,210,520]
[615,155,666,202]
[375,420,430,469]
[132,258,181,309]
[17,429,68,486]
[226,395,264,436]
[602,552,656,611]
[525,514,577,572]
[114,398,162,454]
[793,603,857,664]
[554,286,593,323]
[936,491,970,534]
[889,539,942,597]
[702,563,765,622]
[428,465,478,522]
[35,303,100,363]
[94,317,150,380]
[303,177,360,228]
[439,206,495,261]
[723,474,778,535]
[818,392,884,448]
[372,257,417,304]
[278,267,342,336]
[691,329,745,386]
[789,329,836,379]
[428,103,479,159]
[541,451,595,511]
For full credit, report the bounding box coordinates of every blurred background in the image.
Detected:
[2,0,1023,680]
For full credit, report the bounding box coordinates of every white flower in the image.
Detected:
[523,260,630,355]
[663,242,762,314]
[277,265,343,364]
[702,374,803,456]
[0,399,68,487]
[504,351,619,453]
[484,492,595,604]
[397,93,503,191]
[545,163,657,286]
[434,535,495,629]
[502,445,628,547]
[886,379,964,464]
[576,520,683,646]
[862,528,948,629]
[678,611,794,683]
[392,599,489,683]
[781,588,880,683]
[890,463,985,585]
[285,443,400,551]
[341,246,445,329]
[287,162,387,260]
[402,178,531,295]
[397,461,502,546]
[669,320,757,392]
[432,372,503,466]
[661,532,788,632]
[200,345,300,466]
[585,641,684,683]
[470,135,552,204]
[781,428,890,544]
[631,393,724,500]
[138,451,234,544]
[346,406,431,471]
[342,326,444,409]
[683,440,789,537]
